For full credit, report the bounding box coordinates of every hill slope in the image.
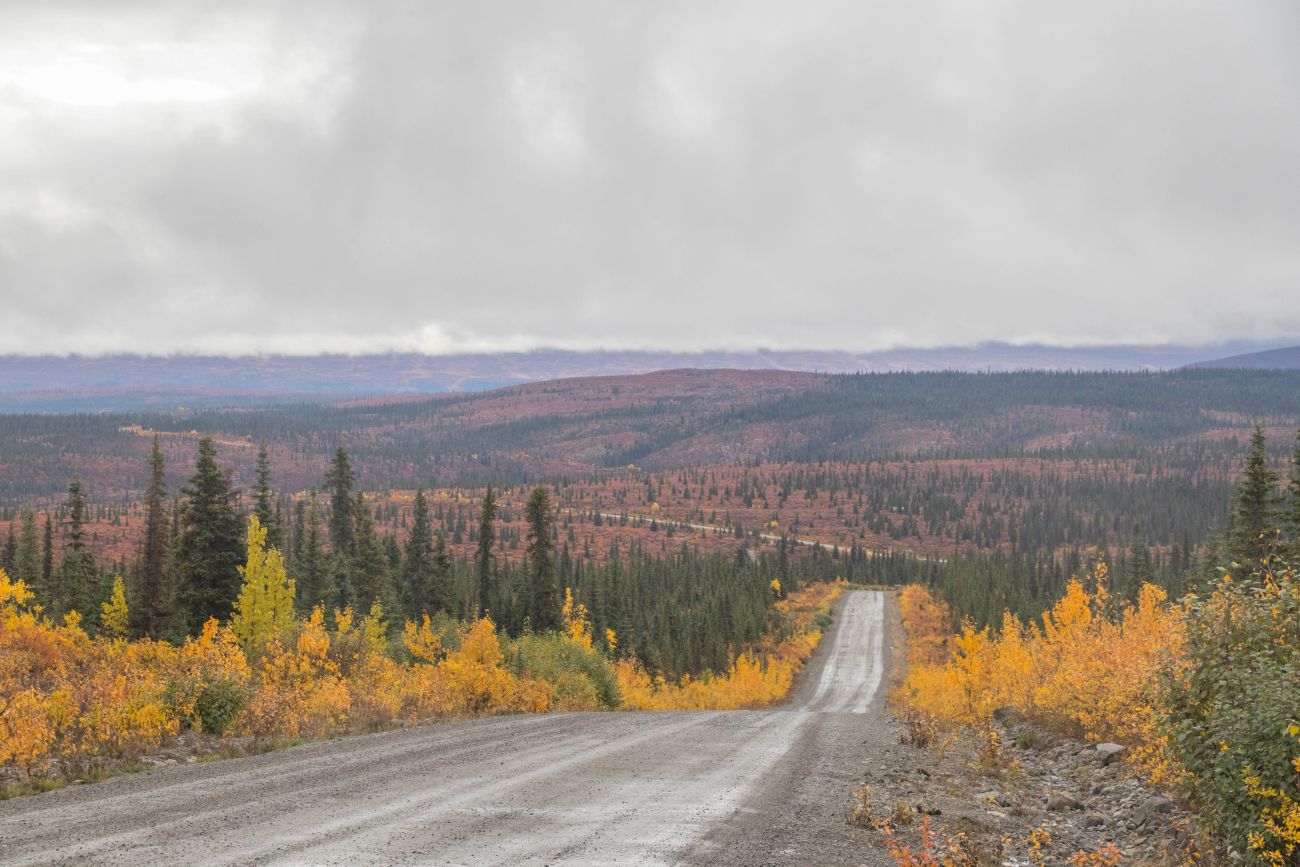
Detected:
[0,342,1281,411]
[1183,344,1300,370]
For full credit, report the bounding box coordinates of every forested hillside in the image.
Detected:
[3,368,1298,659]
[3,370,1297,503]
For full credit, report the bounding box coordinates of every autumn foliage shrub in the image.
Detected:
[2,528,844,780]
[0,574,181,769]
[898,557,1300,863]
[0,566,555,773]
[897,584,952,668]
[899,565,1183,783]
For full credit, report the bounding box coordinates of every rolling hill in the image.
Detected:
[1183,344,1300,370]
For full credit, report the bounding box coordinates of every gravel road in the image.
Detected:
[0,590,899,866]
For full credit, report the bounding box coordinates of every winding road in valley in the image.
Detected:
[0,591,900,866]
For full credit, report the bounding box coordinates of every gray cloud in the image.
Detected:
[1,0,1298,355]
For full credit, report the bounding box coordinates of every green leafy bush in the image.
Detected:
[1161,557,1300,863]
[511,633,621,710]
[193,678,249,735]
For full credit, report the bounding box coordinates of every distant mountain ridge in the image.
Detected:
[0,342,1286,412]
[1182,344,1300,370]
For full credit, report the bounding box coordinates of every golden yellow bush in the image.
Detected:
[897,584,952,667]
[1,562,852,775]
[898,565,1183,784]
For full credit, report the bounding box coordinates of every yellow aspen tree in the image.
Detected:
[231,516,296,658]
[100,575,129,638]
[561,587,593,649]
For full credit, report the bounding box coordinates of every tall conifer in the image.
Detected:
[325,447,356,555]
[1,524,15,574]
[15,508,40,589]
[1287,427,1300,554]
[401,488,435,618]
[59,479,99,619]
[293,492,330,612]
[176,437,243,634]
[253,445,282,550]
[41,513,54,594]
[475,486,497,618]
[136,436,174,639]
[525,486,561,631]
[353,492,396,615]
[1229,425,1280,565]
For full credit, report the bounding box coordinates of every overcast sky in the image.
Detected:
[1,1,1298,356]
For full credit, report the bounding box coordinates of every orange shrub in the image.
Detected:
[898,565,1183,783]
[1,565,852,775]
[897,584,952,668]
[248,607,351,740]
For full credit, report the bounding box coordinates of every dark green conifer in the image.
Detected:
[1287,427,1300,554]
[135,436,175,638]
[1,524,15,574]
[253,445,282,550]
[41,513,54,594]
[352,492,396,615]
[401,488,436,618]
[475,486,497,618]
[176,437,243,634]
[325,447,356,555]
[293,492,331,612]
[15,508,40,589]
[59,479,100,620]
[1229,425,1281,565]
[525,486,561,631]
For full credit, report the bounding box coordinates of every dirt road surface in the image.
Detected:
[0,590,901,866]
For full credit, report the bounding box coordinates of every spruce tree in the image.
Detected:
[1229,425,1281,566]
[325,447,356,555]
[293,492,330,612]
[253,445,282,550]
[41,513,54,595]
[325,447,356,612]
[135,436,174,639]
[352,492,396,615]
[291,497,308,569]
[525,486,561,631]
[431,532,454,616]
[1288,427,1300,554]
[401,488,436,618]
[1,524,15,574]
[15,508,40,589]
[59,479,99,619]
[176,437,243,634]
[475,486,497,618]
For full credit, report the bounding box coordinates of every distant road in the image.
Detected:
[0,591,896,866]
[571,508,946,563]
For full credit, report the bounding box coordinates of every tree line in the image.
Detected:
[1,438,840,678]
[917,426,1300,626]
